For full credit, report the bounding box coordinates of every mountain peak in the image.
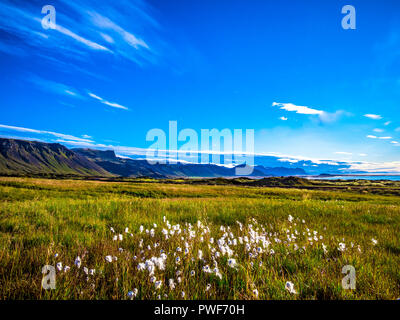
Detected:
[0,138,111,177]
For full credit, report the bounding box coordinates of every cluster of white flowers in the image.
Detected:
[49,214,374,299]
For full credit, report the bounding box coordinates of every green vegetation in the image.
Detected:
[0,177,399,300]
[0,138,111,177]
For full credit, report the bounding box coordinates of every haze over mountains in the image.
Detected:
[0,138,308,178]
[73,148,306,178]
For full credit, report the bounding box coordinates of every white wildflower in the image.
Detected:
[227,258,237,268]
[74,256,81,268]
[285,281,298,294]
[127,288,138,299]
[155,280,163,289]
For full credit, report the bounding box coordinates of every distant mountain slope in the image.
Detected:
[73,148,306,178]
[0,138,307,178]
[0,138,111,176]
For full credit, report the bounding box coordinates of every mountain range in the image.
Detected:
[0,138,110,176]
[0,138,306,178]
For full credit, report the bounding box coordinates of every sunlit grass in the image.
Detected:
[0,177,399,300]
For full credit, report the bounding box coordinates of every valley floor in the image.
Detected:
[0,177,399,299]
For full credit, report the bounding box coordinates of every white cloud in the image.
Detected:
[373,128,384,133]
[279,116,288,121]
[28,76,84,99]
[99,33,114,44]
[364,114,382,120]
[391,141,399,144]
[102,101,128,110]
[88,93,103,101]
[89,12,149,50]
[55,24,112,52]
[367,135,392,140]
[272,102,323,115]
[384,121,391,126]
[335,152,352,155]
[347,161,400,173]
[0,1,159,71]
[0,124,41,134]
[0,124,93,143]
[88,92,128,110]
[272,102,346,123]
[64,90,78,96]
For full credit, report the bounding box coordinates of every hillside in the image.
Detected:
[73,148,306,178]
[0,138,307,178]
[0,138,111,176]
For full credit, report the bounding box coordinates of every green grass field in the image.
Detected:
[0,177,399,300]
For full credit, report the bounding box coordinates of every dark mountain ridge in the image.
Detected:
[0,138,307,178]
[0,138,110,176]
[72,148,306,178]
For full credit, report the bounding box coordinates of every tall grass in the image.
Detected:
[0,177,399,299]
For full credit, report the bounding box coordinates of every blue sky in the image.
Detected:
[1,0,400,172]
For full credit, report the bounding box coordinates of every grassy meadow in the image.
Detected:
[0,176,399,300]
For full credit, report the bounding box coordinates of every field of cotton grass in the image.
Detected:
[0,177,399,300]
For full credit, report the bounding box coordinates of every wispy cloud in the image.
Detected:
[0,0,161,70]
[364,114,382,120]
[27,75,128,111]
[279,116,288,121]
[367,135,392,140]
[27,75,84,99]
[346,161,400,173]
[0,2,110,59]
[100,33,114,44]
[335,151,352,156]
[89,12,149,50]
[0,124,93,143]
[54,24,112,52]
[88,92,128,110]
